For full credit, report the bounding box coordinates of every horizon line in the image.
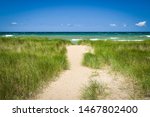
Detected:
[0,31,150,33]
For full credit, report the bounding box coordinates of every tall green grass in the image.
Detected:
[0,37,70,99]
[81,40,150,98]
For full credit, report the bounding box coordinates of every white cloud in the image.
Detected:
[60,24,81,27]
[135,21,146,27]
[67,24,71,26]
[59,24,73,27]
[110,24,117,27]
[60,24,64,26]
[67,24,81,27]
[11,22,17,25]
[123,24,127,27]
[75,24,81,27]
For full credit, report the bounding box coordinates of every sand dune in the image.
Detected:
[36,45,133,100]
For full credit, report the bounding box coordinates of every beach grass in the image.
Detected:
[81,80,105,100]
[81,40,150,98]
[0,37,71,99]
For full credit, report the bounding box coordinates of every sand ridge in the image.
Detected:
[36,45,133,100]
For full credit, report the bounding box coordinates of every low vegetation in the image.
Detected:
[81,80,105,100]
[81,40,150,98]
[0,37,70,99]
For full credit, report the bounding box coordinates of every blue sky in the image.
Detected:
[0,0,150,32]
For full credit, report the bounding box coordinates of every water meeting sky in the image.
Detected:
[0,0,150,32]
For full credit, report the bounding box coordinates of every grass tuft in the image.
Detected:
[81,80,105,100]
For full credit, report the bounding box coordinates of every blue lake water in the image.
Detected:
[0,32,150,41]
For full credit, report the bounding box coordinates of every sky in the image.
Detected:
[0,0,150,32]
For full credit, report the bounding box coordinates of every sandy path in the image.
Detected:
[36,45,91,99]
[36,45,133,100]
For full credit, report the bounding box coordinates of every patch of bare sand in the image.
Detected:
[90,68,134,99]
[35,45,133,100]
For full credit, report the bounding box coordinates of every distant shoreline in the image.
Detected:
[1,32,150,42]
[0,32,150,41]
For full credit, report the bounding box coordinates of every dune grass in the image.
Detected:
[0,37,71,99]
[81,80,105,100]
[81,40,150,98]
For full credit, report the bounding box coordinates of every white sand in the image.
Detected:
[36,45,133,100]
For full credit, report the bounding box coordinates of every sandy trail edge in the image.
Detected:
[35,45,133,100]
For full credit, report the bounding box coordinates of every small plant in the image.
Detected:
[81,80,105,100]
[90,71,99,78]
